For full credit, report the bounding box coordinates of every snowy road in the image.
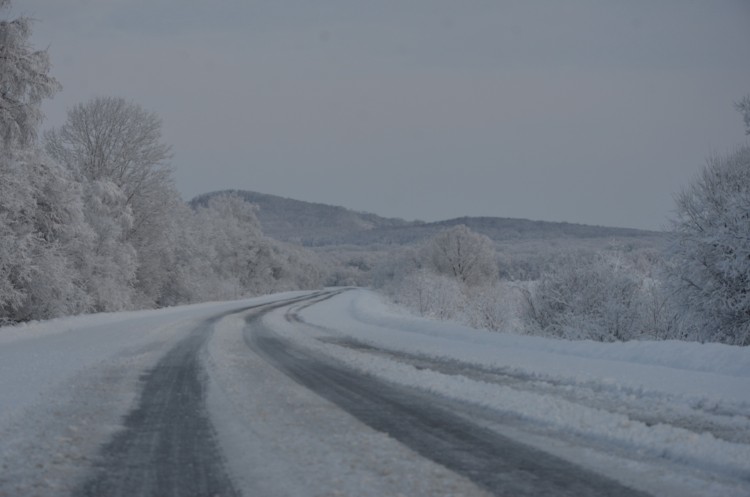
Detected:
[248,294,647,497]
[1,289,749,496]
[79,309,242,497]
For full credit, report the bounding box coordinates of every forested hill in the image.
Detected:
[190,190,412,244]
[191,190,661,246]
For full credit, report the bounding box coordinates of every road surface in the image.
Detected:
[1,289,748,496]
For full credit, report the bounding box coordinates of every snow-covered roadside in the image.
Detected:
[3,287,748,496]
[0,293,305,496]
[203,307,492,497]
[0,295,300,425]
[269,289,750,497]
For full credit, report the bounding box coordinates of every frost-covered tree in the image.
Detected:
[127,186,189,307]
[192,193,281,298]
[43,97,174,245]
[0,0,60,150]
[424,225,497,286]
[10,156,91,319]
[76,180,138,311]
[44,97,172,200]
[191,193,322,299]
[0,2,327,321]
[44,97,182,306]
[666,146,750,345]
[0,2,86,322]
[194,193,264,295]
[736,95,750,135]
[149,203,212,305]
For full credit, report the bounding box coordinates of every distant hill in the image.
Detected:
[190,190,413,245]
[191,190,662,247]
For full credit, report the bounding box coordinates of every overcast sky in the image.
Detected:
[19,0,750,230]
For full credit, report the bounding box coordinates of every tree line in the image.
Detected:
[0,2,321,323]
[2,1,748,346]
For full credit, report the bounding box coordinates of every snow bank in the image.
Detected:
[284,289,750,496]
[351,290,750,378]
[298,290,750,410]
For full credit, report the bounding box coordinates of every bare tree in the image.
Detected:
[44,96,173,205]
[44,97,178,307]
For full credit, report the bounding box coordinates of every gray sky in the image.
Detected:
[19,0,750,230]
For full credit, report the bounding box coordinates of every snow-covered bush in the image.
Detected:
[372,227,687,341]
[388,269,467,320]
[463,283,516,332]
[522,251,654,341]
[375,227,513,329]
[637,276,681,341]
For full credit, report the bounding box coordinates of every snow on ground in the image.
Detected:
[3,287,749,496]
[0,293,310,425]
[204,310,491,497]
[0,292,305,496]
[265,288,750,497]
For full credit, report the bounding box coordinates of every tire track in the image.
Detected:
[76,293,327,497]
[246,304,651,497]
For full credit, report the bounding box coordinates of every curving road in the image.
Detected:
[75,293,321,497]
[67,289,651,497]
[245,292,649,497]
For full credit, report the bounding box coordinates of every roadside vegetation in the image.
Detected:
[0,2,322,323]
[2,1,747,346]
[374,104,750,346]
